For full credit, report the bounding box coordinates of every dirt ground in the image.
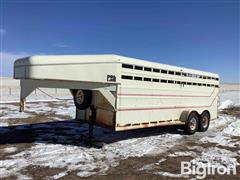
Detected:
[0,102,239,179]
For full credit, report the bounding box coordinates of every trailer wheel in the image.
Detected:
[185,112,199,135]
[73,89,92,110]
[199,111,210,132]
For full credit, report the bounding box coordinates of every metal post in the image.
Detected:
[19,98,25,112]
[88,105,96,144]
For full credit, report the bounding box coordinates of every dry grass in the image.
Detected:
[220,106,240,117]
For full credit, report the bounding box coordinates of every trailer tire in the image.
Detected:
[199,111,210,132]
[185,112,199,135]
[73,89,92,110]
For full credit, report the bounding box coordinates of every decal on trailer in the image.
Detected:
[107,75,116,82]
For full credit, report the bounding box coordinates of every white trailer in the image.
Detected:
[14,55,219,134]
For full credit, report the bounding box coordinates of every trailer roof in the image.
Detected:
[15,54,219,78]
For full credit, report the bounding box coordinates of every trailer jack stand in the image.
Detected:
[19,98,25,112]
[88,105,96,145]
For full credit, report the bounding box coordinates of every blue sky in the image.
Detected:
[1,0,239,82]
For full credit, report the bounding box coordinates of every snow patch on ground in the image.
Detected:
[3,147,18,154]
[0,104,32,120]
[191,147,239,168]
[223,119,240,137]
[201,134,234,147]
[139,157,189,178]
[154,171,189,178]
[0,101,74,121]
[139,146,239,179]
[209,115,235,129]
[201,117,240,147]
[219,91,240,110]
[0,131,183,178]
[0,122,8,126]
[50,171,68,179]
[186,145,205,152]
[53,105,75,119]
[105,133,183,158]
[168,151,196,157]
[220,91,240,106]
[219,100,234,110]
[139,158,166,171]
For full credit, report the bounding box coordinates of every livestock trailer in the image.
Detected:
[14,55,219,134]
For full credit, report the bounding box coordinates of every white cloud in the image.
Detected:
[0,51,30,77]
[0,28,7,36]
[53,42,68,48]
